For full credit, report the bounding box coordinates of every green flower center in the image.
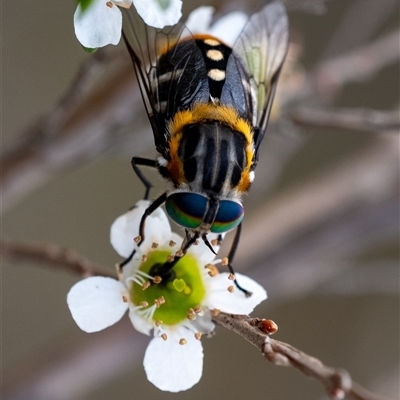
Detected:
[131,250,206,326]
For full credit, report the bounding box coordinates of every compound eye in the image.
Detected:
[211,200,244,233]
[165,192,207,230]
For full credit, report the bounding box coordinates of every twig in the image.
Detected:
[212,313,390,400]
[1,240,114,278]
[290,108,400,132]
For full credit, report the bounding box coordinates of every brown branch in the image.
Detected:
[213,313,390,400]
[290,108,400,132]
[1,240,115,278]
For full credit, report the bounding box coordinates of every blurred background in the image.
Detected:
[2,0,399,399]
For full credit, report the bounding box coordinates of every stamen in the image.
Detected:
[142,281,150,290]
[194,332,202,340]
[140,301,149,307]
[154,296,165,308]
[134,235,141,243]
[227,285,234,293]
[179,338,187,345]
[136,270,154,280]
[194,306,203,314]
[161,333,168,341]
[221,257,229,266]
[151,242,159,249]
[153,275,162,284]
[187,308,196,320]
[175,249,184,257]
[133,303,157,322]
[205,263,219,277]
[228,273,235,280]
[169,240,176,247]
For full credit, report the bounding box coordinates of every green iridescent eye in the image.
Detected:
[211,200,244,233]
[165,193,207,229]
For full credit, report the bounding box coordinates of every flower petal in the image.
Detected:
[206,272,267,314]
[128,307,153,335]
[187,309,215,334]
[67,277,128,332]
[144,329,203,392]
[133,0,182,29]
[208,11,248,47]
[74,0,122,48]
[110,200,171,257]
[188,232,225,265]
[185,6,214,34]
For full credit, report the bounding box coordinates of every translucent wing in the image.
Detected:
[223,1,289,152]
[122,9,209,157]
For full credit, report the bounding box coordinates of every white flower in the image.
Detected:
[74,0,182,48]
[184,6,248,47]
[67,201,267,392]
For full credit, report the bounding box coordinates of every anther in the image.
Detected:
[228,273,235,281]
[167,255,175,262]
[151,242,159,249]
[134,235,141,243]
[155,320,163,327]
[194,239,199,245]
[154,296,165,308]
[179,338,187,345]
[153,275,162,284]
[140,301,148,307]
[106,1,113,8]
[142,281,150,290]
[205,264,218,277]
[169,240,176,247]
[122,295,128,303]
[210,239,218,246]
[194,332,202,340]
[227,285,234,293]
[175,249,184,257]
[187,308,196,320]
[141,255,147,262]
[212,308,221,316]
[194,306,203,314]
[221,257,229,266]
[161,333,168,341]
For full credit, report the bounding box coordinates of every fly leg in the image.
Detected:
[117,157,164,271]
[131,156,158,200]
[226,223,252,297]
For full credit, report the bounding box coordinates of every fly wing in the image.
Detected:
[122,8,208,157]
[223,1,289,154]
